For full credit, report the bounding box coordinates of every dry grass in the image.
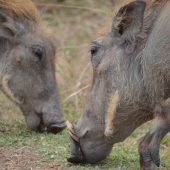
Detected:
[34,0,113,120]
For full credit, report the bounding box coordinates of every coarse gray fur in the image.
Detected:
[68,0,170,168]
[0,4,65,133]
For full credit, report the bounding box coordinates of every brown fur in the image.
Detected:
[0,0,39,22]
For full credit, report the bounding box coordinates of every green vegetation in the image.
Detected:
[0,104,170,169]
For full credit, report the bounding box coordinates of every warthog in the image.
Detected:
[67,0,170,169]
[0,0,65,133]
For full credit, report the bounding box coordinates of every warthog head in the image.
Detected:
[67,1,155,163]
[0,0,65,133]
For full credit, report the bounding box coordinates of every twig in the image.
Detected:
[64,85,89,102]
[77,62,91,84]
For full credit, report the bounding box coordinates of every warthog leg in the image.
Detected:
[139,100,170,170]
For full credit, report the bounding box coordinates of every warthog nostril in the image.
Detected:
[47,121,66,134]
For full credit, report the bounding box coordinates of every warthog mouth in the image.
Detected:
[47,120,66,133]
[34,113,66,134]
[66,121,86,164]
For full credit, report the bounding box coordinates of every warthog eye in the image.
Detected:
[90,42,104,68]
[90,45,99,56]
[31,45,45,61]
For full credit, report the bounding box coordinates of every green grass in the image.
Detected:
[0,109,170,169]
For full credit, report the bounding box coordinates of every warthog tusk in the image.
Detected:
[68,131,79,143]
[104,90,120,137]
[66,121,76,135]
[66,121,79,142]
[2,75,23,105]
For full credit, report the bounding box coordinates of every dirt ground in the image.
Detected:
[0,148,66,170]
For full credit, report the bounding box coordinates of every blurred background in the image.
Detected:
[33,0,114,121]
[0,0,114,121]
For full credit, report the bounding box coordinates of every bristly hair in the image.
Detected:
[0,0,39,22]
[112,0,168,17]
[104,0,169,106]
[97,0,168,37]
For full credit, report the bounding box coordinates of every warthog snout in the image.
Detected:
[23,97,66,133]
[66,121,86,164]
[67,137,85,164]
[47,121,66,133]
[24,110,66,134]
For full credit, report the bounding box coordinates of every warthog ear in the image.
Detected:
[112,1,146,53]
[0,12,17,39]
